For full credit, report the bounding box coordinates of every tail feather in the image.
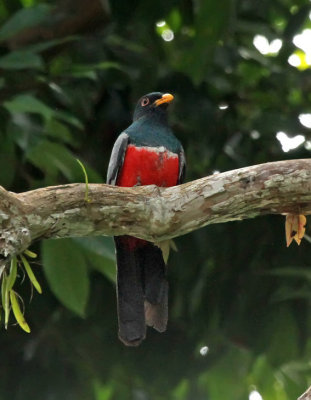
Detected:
[139,242,167,304]
[144,281,168,333]
[139,242,168,333]
[115,237,169,346]
[115,237,146,346]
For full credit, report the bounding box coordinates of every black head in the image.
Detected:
[133,92,174,121]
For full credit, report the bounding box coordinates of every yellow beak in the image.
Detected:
[154,93,174,107]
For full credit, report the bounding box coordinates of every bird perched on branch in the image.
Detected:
[107,92,186,346]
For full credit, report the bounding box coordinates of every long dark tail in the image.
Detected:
[114,236,168,346]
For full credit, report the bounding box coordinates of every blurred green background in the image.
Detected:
[1,0,311,399]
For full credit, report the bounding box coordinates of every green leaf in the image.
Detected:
[248,355,286,400]
[174,0,232,84]
[167,8,182,32]
[0,4,51,41]
[27,140,102,184]
[6,113,43,153]
[6,257,17,291]
[76,159,90,202]
[199,345,252,400]
[0,2,9,22]
[73,237,115,261]
[85,252,116,283]
[42,238,90,316]
[4,94,84,129]
[172,379,190,400]
[67,61,124,80]
[270,286,311,302]
[20,254,42,294]
[44,119,75,145]
[0,51,43,69]
[267,267,311,281]
[71,61,123,73]
[73,237,116,283]
[262,305,299,366]
[26,140,81,182]
[93,381,114,400]
[23,36,77,54]
[69,70,98,80]
[20,0,36,7]
[4,94,54,119]
[54,110,84,130]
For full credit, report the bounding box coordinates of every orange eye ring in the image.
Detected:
[141,97,149,106]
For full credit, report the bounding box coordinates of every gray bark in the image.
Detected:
[1,159,311,271]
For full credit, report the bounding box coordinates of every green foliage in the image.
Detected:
[41,237,116,316]
[0,4,51,41]
[42,238,90,316]
[73,237,116,282]
[1,0,311,399]
[0,50,43,69]
[0,253,41,332]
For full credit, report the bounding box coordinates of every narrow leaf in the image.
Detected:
[23,36,77,54]
[76,159,90,202]
[24,249,38,259]
[6,257,17,291]
[267,266,311,281]
[9,290,30,333]
[20,255,42,294]
[1,273,6,312]
[1,273,10,329]
[4,286,10,329]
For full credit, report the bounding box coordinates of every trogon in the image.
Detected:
[107,92,186,346]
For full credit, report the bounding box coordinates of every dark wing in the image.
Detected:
[178,146,186,184]
[106,132,129,185]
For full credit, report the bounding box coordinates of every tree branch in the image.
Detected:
[298,386,311,400]
[1,159,311,267]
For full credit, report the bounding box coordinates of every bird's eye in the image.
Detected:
[141,97,149,107]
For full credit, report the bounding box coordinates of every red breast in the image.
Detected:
[117,145,179,188]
